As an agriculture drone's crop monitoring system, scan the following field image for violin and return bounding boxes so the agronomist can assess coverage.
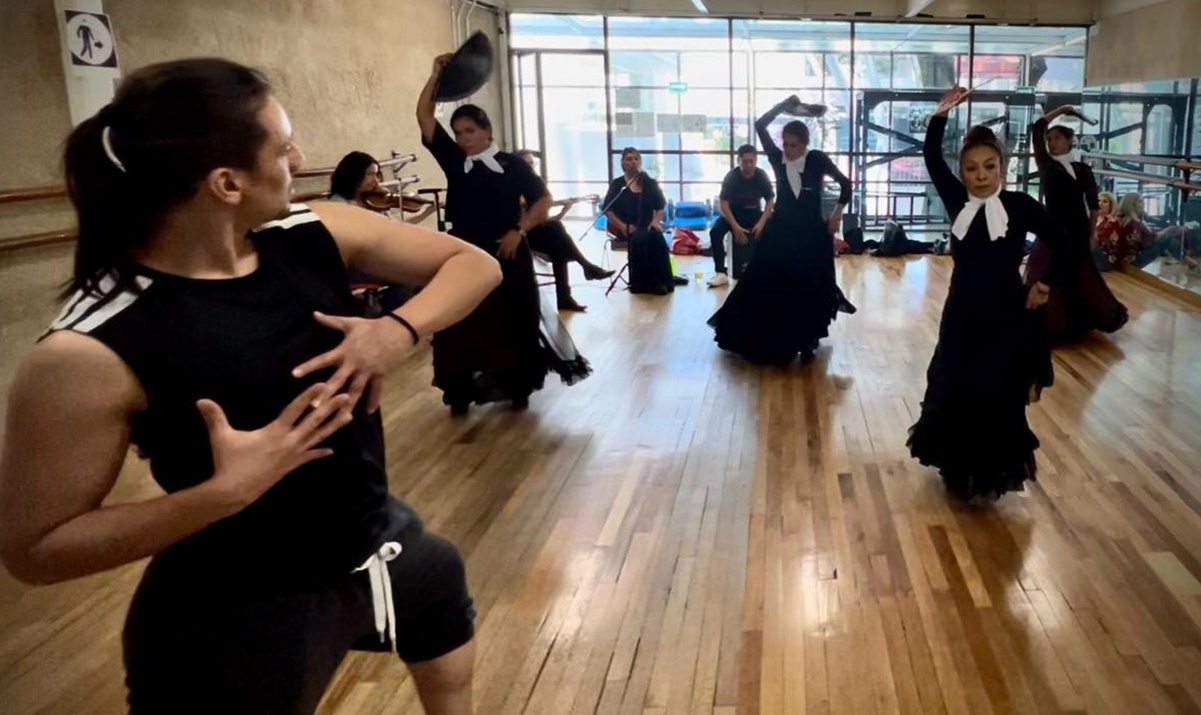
[361,189,433,214]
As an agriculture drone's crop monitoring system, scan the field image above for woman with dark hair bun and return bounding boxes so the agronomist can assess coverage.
[908,86,1068,502]
[708,94,855,364]
[0,57,501,714]
[1029,106,1128,342]
[417,54,591,415]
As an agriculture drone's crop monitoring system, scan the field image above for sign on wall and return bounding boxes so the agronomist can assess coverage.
[55,0,120,126]
[64,11,118,69]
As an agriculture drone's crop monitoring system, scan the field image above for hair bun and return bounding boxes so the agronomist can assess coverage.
[964,125,998,143]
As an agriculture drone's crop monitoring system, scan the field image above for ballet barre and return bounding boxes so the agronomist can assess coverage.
[1091,167,1201,193]
[1081,151,1201,172]
[293,152,417,179]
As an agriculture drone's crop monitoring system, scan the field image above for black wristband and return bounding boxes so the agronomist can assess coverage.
[383,312,420,345]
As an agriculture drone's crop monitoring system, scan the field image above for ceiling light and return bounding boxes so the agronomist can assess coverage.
[690,0,709,12]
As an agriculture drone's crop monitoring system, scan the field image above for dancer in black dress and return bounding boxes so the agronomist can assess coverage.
[418,55,590,414]
[909,87,1066,502]
[1029,107,1128,342]
[603,147,675,295]
[708,95,855,364]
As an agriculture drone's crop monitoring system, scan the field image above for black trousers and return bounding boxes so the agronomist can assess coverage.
[710,208,762,278]
[526,220,594,305]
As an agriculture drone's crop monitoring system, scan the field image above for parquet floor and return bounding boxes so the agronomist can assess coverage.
[2,243,1201,714]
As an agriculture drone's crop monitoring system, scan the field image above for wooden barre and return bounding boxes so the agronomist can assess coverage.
[0,228,76,253]
[0,185,68,205]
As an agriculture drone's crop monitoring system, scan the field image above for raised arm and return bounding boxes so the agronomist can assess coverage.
[1029,116,1052,172]
[755,96,799,167]
[924,87,969,216]
[417,54,453,144]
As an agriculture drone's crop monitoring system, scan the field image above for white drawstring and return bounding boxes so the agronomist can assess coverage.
[353,541,403,651]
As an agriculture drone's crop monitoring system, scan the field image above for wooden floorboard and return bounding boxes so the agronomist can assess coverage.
[2,246,1201,714]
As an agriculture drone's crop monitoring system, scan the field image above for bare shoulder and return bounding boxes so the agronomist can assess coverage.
[9,331,144,416]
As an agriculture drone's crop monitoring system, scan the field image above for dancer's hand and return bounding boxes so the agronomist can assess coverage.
[733,225,749,245]
[650,219,664,233]
[497,229,523,260]
[827,214,842,237]
[933,86,969,118]
[1026,282,1051,310]
[292,312,416,413]
[199,383,353,507]
[431,53,453,79]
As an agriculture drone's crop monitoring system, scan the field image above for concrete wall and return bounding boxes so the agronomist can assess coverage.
[0,0,505,243]
[1086,0,1201,86]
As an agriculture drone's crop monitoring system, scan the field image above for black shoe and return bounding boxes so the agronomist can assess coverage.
[510,395,530,411]
[672,275,689,286]
[558,298,587,312]
[449,400,470,416]
[584,265,615,281]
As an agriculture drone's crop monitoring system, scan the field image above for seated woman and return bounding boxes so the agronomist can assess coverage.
[513,149,614,312]
[603,148,675,295]
[329,151,436,224]
[329,151,422,315]
[1094,192,1196,271]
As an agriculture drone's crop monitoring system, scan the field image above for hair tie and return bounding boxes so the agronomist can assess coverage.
[101,126,127,173]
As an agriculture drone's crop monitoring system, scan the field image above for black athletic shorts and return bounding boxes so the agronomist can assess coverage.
[122,527,475,715]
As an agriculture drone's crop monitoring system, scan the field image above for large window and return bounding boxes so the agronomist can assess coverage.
[509,15,1105,229]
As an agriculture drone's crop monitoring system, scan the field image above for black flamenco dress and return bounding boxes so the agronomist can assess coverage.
[707,122,856,364]
[1030,118,1128,342]
[603,176,675,295]
[908,115,1065,500]
[422,125,590,409]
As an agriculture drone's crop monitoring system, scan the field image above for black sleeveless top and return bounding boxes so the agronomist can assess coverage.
[47,204,417,589]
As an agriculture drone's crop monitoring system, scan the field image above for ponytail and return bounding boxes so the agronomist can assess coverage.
[61,58,272,300]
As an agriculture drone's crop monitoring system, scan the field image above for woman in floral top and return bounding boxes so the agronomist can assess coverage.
[1093,192,1194,271]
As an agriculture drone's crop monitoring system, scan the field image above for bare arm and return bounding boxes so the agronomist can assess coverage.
[718,199,739,228]
[0,333,353,586]
[0,336,233,584]
[310,201,502,337]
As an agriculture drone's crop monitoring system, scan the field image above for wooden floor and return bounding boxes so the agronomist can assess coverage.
[3,247,1201,715]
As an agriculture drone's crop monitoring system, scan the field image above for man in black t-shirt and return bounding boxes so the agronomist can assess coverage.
[708,144,774,286]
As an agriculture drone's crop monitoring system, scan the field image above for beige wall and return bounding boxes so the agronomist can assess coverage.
[0,0,505,243]
[1086,0,1201,86]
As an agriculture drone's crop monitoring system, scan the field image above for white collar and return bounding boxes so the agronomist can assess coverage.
[952,186,1009,241]
[784,151,807,198]
[1052,149,1081,180]
[464,144,504,174]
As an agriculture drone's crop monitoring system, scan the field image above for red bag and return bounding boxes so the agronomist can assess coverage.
[671,228,702,255]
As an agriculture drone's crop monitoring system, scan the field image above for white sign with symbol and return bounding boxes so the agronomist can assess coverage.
[65,11,117,69]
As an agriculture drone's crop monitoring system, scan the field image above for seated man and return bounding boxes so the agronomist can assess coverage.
[515,149,614,312]
[708,144,775,287]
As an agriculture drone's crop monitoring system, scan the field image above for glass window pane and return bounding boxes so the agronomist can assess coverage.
[679,52,731,88]
[612,89,680,152]
[678,88,733,151]
[541,88,609,184]
[539,53,605,87]
[610,51,679,87]
[509,14,603,50]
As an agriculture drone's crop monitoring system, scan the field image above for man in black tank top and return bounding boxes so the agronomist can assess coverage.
[0,58,501,714]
